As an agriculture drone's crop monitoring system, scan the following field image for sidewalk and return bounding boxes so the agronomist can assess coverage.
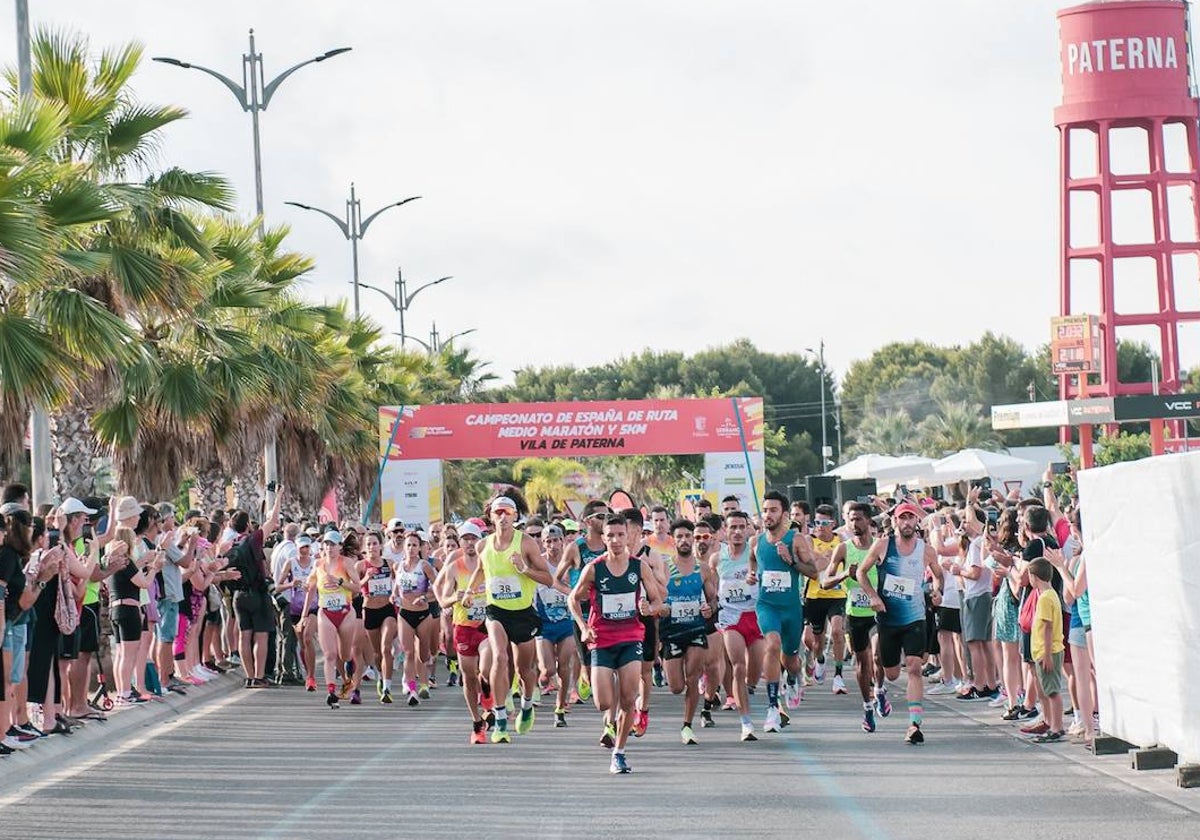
[0,670,245,790]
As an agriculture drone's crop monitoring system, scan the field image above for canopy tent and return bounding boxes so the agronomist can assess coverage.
[826,454,936,485]
[930,448,1039,484]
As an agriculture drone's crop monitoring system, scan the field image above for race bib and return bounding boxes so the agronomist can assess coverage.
[367,577,392,597]
[761,571,791,593]
[882,575,916,600]
[467,601,487,622]
[490,576,521,601]
[719,579,753,605]
[320,593,347,611]
[669,599,701,620]
[602,592,636,620]
[399,572,423,593]
[850,589,873,610]
[543,589,568,608]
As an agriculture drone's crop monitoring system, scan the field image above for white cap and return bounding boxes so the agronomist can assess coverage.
[458,521,483,539]
[60,497,99,517]
[297,536,314,548]
[322,530,344,545]
[386,518,405,532]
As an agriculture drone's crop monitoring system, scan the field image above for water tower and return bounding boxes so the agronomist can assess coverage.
[1056,0,1200,458]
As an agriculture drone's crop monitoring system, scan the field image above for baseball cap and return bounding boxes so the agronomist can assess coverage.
[642,521,652,532]
[545,525,564,539]
[458,521,484,539]
[891,502,924,519]
[386,517,405,532]
[297,536,314,548]
[561,518,580,532]
[305,526,320,537]
[0,502,23,516]
[467,517,488,531]
[59,497,98,517]
[322,530,344,545]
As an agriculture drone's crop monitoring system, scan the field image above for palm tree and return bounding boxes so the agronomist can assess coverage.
[437,344,497,401]
[512,457,587,517]
[916,400,1002,457]
[845,409,917,457]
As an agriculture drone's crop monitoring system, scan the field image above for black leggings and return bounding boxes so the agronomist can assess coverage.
[27,603,62,706]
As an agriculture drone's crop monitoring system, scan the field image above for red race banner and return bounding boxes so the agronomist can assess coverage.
[379,398,763,461]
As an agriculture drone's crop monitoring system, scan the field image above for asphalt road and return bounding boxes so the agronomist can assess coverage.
[2,671,1196,840]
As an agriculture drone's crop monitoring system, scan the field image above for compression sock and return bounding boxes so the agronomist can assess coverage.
[383,679,392,692]
[495,706,508,729]
[908,701,923,726]
[767,681,779,708]
[522,696,533,710]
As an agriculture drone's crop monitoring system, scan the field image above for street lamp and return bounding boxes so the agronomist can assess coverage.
[286,186,420,317]
[805,340,832,469]
[359,268,452,349]
[430,323,477,352]
[154,31,349,511]
[153,30,351,233]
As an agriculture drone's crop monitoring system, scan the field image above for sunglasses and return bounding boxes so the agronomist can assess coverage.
[814,520,836,527]
[695,534,712,540]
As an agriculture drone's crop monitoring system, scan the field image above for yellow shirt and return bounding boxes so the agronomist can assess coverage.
[1031,589,1065,660]
[805,535,844,599]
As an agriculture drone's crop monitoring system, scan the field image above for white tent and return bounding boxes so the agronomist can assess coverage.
[930,448,1039,484]
[826,454,937,486]
[823,454,904,480]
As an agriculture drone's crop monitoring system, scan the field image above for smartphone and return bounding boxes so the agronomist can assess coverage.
[266,480,278,493]
[1050,462,1069,476]
[986,507,1000,523]
[82,524,95,541]
[48,529,60,549]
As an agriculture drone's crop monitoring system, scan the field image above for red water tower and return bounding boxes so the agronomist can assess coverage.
[1056,0,1200,460]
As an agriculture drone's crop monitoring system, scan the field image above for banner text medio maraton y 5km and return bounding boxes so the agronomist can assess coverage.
[378,399,764,461]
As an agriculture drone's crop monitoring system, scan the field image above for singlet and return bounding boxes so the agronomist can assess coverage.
[537,560,571,625]
[480,532,536,611]
[287,556,316,613]
[316,560,353,611]
[451,556,486,627]
[877,536,927,627]
[805,535,844,600]
[754,531,801,608]
[586,555,645,649]
[397,559,431,598]
[646,535,676,568]
[716,543,758,618]
[843,542,877,618]
[362,557,393,599]
[661,558,705,637]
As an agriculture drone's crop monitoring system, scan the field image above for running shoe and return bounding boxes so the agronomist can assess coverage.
[1033,730,1065,743]
[652,663,666,688]
[381,689,393,705]
[471,723,487,745]
[570,689,582,705]
[632,709,648,738]
[600,722,616,748]
[448,671,460,688]
[862,708,877,733]
[339,678,353,699]
[875,687,892,717]
[362,665,380,682]
[427,676,438,689]
[681,724,698,745]
[418,684,431,700]
[554,709,568,728]
[326,691,340,710]
[407,692,420,707]
[350,689,362,705]
[956,687,988,702]
[700,709,715,728]
[784,682,802,710]
[832,675,847,695]
[763,707,782,733]
[921,662,939,678]
[517,706,536,735]
[1017,706,1041,720]
[988,690,1009,708]
[227,652,242,666]
[778,708,791,728]
[610,753,632,774]
[905,724,924,745]
[1021,721,1050,736]
[577,676,592,702]
[305,676,317,692]
[722,696,738,712]
[485,710,496,730]
[740,722,758,742]
[813,659,826,683]
[491,726,511,744]
[1,735,30,751]
[927,682,957,696]
[5,726,36,745]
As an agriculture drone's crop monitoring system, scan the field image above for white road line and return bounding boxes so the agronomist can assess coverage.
[0,690,248,809]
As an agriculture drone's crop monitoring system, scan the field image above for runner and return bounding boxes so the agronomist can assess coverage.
[621,507,666,738]
[435,521,494,743]
[274,535,319,691]
[568,513,664,773]
[715,510,764,742]
[356,530,399,704]
[555,499,610,705]
[692,516,724,727]
[298,531,364,709]
[822,502,888,732]
[856,502,943,744]
[804,505,848,694]
[393,532,439,706]
[463,492,557,743]
[534,524,576,727]
[749,490,818,734]
[658,518,718,745]
[646,506,676,689]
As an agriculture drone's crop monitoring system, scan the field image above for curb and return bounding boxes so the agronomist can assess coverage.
[0,671,245,789]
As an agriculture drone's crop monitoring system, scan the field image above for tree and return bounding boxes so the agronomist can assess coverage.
[845,409,918,457]
[1093,431,1152,467]
[916,400,1002,457]
[512,458,587,517]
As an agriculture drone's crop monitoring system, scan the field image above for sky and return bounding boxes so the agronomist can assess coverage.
[6,1,1190,386]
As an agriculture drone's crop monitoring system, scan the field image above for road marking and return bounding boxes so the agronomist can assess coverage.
[0,689,248,809]
[782,737,892,840]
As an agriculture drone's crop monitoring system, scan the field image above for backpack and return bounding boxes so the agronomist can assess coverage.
[228,534,266,593]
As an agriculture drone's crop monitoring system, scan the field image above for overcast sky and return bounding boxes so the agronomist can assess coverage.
[9,1,1187,386]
